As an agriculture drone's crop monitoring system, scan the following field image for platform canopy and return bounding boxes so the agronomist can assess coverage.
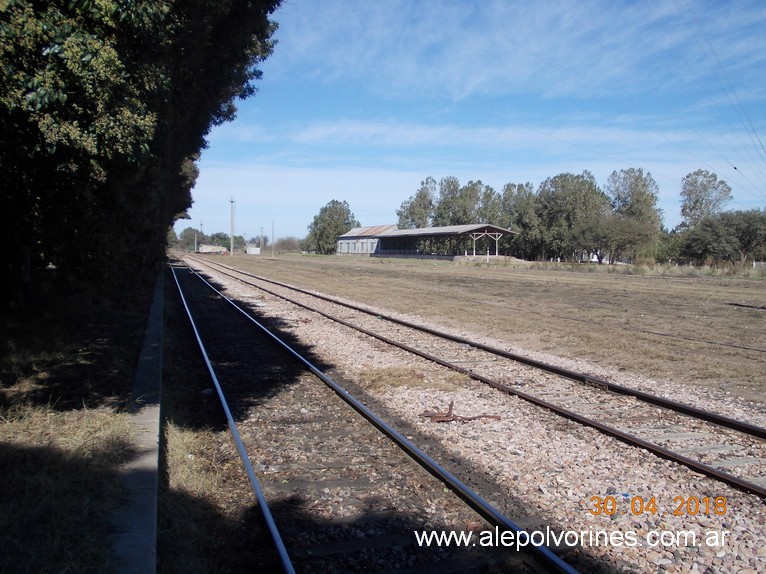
[376,224,515,257]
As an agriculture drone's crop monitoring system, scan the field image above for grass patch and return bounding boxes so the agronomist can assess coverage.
[0,274,153,573]
[0,405,136,574]
[526,260,766,279]
[158,424,244,573]
[162,425,242,501]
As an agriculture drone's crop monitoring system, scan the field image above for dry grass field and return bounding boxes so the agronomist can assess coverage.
[216,254,765,405]
[2,255,762,572]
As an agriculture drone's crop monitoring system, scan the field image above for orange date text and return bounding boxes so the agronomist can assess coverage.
[588,495,727,517]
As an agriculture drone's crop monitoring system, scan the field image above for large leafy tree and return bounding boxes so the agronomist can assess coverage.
[681,217,737,265]
[433,176,478,226]
[177,227,205,252]
[535,171,610,260]
[396,176,435,229]
[681,209,766,265]
[717,210,766,264]
[606,168,663,229]
[475,182,501,224]
[679,169,732,229]
[599,214,657,263]
[306,199,360,254]
[0,0,280,307]
[604,168,664,260]
[500,182,541,259]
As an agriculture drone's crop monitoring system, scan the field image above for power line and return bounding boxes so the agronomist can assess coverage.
[670,0,766,198]
[641,0,766,202]
[684,0,766,162]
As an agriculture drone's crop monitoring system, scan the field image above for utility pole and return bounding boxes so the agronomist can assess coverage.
[229,198,235,255]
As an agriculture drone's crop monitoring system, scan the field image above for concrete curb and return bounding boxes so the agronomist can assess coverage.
[110,272,164,573]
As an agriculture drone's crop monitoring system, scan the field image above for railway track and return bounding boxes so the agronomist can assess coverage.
[184,255,766,499]
[170,261,581,573]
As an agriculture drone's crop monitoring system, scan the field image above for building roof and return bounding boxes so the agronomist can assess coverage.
[383,224,514,237]
[339,223,514,240]
[339,224,399,238]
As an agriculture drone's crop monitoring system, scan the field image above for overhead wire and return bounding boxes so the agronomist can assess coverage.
[672,0,766,200]
[556,0,766,206]
[684,0,766,163]
[647,0,766,202]
[679,0,766,180]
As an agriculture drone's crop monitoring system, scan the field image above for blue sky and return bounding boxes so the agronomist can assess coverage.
[176,0,766,241]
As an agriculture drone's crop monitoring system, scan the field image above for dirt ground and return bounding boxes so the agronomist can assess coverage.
[211,254,765,405]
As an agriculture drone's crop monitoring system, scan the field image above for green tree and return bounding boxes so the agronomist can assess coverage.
[655,230,684,264]
[604,168,664,259]
[476,182,501,224]
[233,234,246,252]
[681,217,737,265]
[177,227,204,252]
[167,227,178,247]
[570,209,612,262]
[600,215,657,263]
[680,169,732,229]
[306,200,360,254]
[717,209,766,264]
[606,168,663,227]
[679,209,766,266]
[396,176,435,228]
[535,171,610,260]
[500,182,541,259]
[0,0,280,307]
[208,232,230,247]
[433,177,490,226]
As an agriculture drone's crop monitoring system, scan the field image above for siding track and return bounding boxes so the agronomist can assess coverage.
[185,255,766,499]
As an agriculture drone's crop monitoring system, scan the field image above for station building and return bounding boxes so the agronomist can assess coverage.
[335,224,399,255]
[337,224,515,259]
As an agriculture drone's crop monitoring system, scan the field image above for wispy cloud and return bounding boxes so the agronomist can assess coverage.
[182,1,766,240]
[272,0,766,102]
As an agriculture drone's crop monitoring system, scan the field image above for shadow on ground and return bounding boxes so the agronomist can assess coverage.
[0,440,133,574]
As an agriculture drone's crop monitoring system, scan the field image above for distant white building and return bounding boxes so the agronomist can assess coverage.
[198,244,228,254]
[245,244,261,255]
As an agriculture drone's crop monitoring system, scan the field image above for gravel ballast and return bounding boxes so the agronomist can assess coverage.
[191,258,765,573]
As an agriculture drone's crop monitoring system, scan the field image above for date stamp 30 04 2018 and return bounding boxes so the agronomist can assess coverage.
[588,495,728,517]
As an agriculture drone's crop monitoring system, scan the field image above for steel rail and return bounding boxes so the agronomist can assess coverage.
[192,256,766,441]
[170,265,297,574]
[180,260,581,574]
[188,257,766,499]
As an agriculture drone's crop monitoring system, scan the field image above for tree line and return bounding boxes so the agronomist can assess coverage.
[172,227,309,254]
[305,168,764,262]
[1,0,281,308]
[392,169,765,265]
[176,168,763,264]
